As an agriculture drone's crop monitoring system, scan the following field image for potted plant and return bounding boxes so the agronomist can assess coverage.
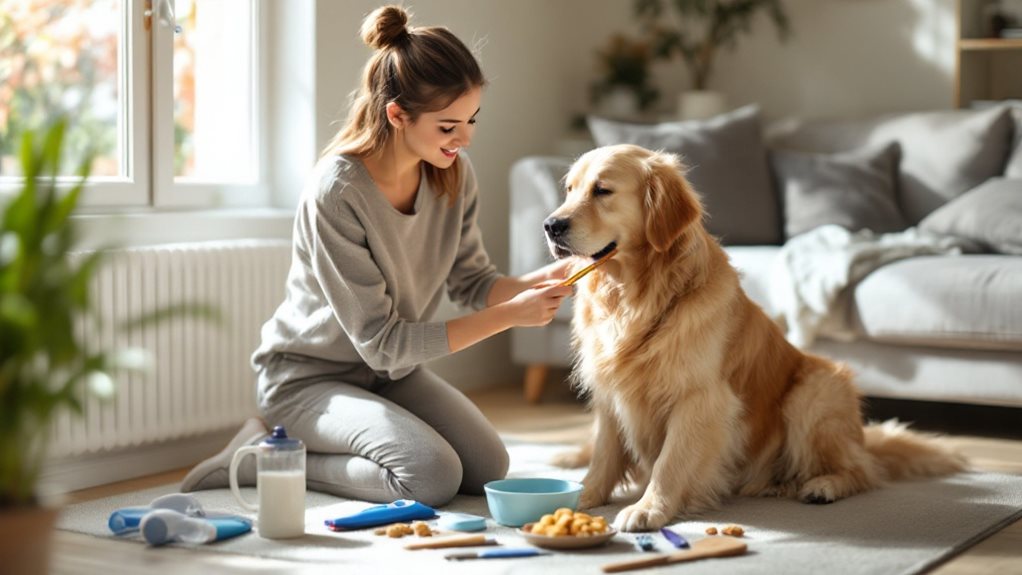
[590,33,660,119]
[0,120,209,574]
[634,0,791,119]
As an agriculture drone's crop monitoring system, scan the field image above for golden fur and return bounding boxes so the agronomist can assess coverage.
[544,144,967,532]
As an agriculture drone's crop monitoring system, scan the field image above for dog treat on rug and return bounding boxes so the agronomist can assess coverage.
[721,524,745,537]
[561,247,618,287]
[705,527,718,535]
[412,521,433,537]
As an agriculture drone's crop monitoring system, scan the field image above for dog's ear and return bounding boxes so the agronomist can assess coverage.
[643,152,703,252]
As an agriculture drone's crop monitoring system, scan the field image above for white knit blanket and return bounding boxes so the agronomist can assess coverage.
[768,225,971,348]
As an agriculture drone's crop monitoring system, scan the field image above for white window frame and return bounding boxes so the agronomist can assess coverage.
[150,0,269,208]
[0,0,268,211]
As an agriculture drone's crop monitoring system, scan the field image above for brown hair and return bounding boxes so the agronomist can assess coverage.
[323,5,486,205]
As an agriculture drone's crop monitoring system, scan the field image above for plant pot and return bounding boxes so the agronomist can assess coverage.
[598,87,641,120]
[0,505,60,575]
[677,90,728,121]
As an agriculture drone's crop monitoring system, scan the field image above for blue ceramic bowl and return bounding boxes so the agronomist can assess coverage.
[483,478,583,527]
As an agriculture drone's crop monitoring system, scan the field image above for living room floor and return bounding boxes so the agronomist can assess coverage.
[55,374,1022,575]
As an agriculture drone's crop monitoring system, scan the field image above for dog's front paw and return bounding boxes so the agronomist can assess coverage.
[577,487,607,510]
[614,503,670,532]
[798,476,838,505]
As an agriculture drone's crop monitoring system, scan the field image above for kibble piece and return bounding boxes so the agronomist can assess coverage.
[722,524,745,537]
[383,523,414,538]
[705,526,718,535]
[373,527,387,536]
[412,521,433,537]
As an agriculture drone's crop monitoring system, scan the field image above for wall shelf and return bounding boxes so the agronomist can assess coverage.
[958,38,1022,51]
[955,0,1022,108]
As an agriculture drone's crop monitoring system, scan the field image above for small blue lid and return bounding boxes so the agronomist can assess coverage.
[261,425,303,450]
[438,512,487,532]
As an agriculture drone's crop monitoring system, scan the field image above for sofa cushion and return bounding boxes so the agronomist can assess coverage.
[725,246,782,313]
[587,105,781,245]
[768,106,1014,224]
[1007,105,1022,178]
[919,178,1022,255]
[771,142,906,239]
[851,255,1022,351]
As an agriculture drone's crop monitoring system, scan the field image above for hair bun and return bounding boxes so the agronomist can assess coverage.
[361,5,411,50]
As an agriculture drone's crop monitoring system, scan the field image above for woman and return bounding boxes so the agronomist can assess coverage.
[180,5,573,507]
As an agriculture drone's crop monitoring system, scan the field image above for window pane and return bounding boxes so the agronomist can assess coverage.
[0,0,122,177]
[173,0,256,182]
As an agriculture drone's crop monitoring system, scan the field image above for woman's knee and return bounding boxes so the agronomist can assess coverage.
[394,443,464,507]
[459,438,510,495]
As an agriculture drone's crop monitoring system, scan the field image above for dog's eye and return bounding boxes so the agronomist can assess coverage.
[593,186,613,197]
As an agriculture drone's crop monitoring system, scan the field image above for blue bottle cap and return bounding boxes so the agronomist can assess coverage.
[262,425,303,450]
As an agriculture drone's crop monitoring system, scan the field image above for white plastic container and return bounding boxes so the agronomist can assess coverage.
[229,425,306,539]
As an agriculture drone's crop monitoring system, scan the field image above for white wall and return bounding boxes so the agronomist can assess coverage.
[307,0,960,389]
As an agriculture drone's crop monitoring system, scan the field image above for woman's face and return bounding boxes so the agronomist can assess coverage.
[397,86,481,168]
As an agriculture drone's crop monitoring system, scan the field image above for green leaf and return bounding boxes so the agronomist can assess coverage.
[41,119,66,180]
[0,292,37,332]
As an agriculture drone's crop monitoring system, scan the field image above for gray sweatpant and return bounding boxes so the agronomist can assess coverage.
[256,361,509,508]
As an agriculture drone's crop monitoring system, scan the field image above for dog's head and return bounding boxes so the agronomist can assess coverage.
[544,144,703,260]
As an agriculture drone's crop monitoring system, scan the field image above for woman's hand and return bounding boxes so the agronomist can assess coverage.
[542,258,576,283]
[506,279,573,327]
[448,278,572,353]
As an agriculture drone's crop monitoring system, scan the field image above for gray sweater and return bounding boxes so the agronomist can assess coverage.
[252,153,501,397]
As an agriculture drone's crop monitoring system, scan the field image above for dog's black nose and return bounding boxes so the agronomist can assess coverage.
[544,217,570,239]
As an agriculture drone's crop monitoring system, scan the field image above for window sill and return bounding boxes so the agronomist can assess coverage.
[73,207,294,249]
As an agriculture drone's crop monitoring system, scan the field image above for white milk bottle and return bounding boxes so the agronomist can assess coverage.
[229,425,306,539]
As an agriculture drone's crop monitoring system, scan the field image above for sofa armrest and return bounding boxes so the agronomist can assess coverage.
[509,156,573,276]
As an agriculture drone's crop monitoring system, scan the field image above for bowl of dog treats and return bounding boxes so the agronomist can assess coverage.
[518,508,617,550]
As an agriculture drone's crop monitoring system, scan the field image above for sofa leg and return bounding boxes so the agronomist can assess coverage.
[523,364,549,404]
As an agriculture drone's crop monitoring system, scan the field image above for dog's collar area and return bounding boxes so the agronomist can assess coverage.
[591,242,618,260]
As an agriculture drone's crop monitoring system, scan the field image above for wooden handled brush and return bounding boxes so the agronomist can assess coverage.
[561,247,618,287]
[601,536,747,573]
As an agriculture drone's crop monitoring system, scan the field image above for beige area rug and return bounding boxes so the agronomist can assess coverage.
[57,440,1022,575]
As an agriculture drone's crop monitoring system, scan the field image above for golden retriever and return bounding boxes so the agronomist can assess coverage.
[544,144,967,532]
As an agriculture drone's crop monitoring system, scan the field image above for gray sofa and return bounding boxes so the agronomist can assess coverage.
[510,105,1022,408]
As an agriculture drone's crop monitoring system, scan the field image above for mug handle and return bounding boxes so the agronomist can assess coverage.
[229,445,260,512]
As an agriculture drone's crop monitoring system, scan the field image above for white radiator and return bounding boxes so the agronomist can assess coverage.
[48,239,292,459]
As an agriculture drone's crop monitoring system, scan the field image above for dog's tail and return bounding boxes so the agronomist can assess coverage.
[864,419,968,481]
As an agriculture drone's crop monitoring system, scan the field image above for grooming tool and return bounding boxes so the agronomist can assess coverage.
[601,536,747,573]
[108,493,206,535]
[445,548,548,561]
[635,534,656,551]
[404,533,495,550]
[659,526,690,549]
[140,509,252,546]
[561,247,618,286]
[437,512,487,532]
[324,499,436,531]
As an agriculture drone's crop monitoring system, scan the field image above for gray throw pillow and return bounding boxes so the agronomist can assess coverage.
[587,105,779,245]
[919,177,1022,255]
[1006,105,1022,178]
[768,106,1014,224]
[772,142,906,239]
